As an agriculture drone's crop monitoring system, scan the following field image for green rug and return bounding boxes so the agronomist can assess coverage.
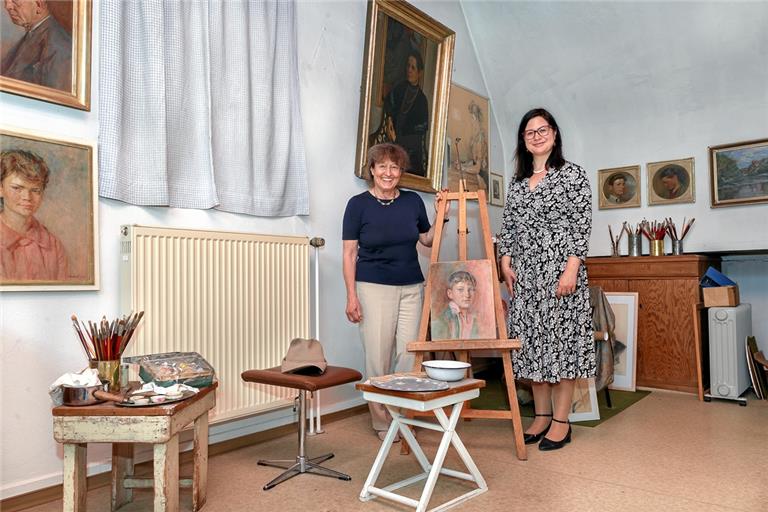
[470,374,650,427]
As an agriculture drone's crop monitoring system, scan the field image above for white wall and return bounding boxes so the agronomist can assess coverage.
[463,0,768,349]
[0,0,503,499]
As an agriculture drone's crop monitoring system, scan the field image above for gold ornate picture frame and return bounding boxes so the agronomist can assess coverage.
[647,157,695,206]
[597,165,641,209]
[0,0,92,110]
[709,138,768,208]
[1,126,99,291]
[354,0,455,193]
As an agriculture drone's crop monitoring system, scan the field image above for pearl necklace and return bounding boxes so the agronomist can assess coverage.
[532,167,547,175]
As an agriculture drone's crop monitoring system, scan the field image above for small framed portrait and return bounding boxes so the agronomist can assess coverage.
[1,126,99,291]
[709,138,768,208]
[429,260,496,341]
[489,172,504,207]
[0,0,92,110]
[647,158,695,206]
[597,165,640,209]
[446,83,490,196]
[355,0,455,193]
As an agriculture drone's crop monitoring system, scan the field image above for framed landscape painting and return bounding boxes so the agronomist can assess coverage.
[709,138,768,208]
[355,0,455,193]
[0,0,92,110]
[0,126,99,290]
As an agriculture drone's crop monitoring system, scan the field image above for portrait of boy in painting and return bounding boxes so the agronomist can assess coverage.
[0,130,97,290]
[429,260,496,341]
[0,149,69,281]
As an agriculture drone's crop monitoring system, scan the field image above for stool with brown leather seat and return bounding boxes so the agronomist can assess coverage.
[241,365,362,490]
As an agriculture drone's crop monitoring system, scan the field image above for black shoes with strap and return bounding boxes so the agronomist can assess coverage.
[538,418,571,451]
[523,413,552,445]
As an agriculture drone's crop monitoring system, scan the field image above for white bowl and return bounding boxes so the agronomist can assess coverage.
[422,360,471,382]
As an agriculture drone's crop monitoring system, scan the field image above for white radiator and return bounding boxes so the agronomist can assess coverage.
[708,303,752,400]
[120,225,311,422]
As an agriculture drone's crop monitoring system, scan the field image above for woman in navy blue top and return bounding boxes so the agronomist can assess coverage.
[343,143,448,439]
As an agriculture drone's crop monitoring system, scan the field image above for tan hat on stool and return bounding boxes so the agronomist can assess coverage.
[281,338,327,374]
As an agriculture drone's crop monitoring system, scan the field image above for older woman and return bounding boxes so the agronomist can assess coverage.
[498,108,594,451]
[0,149,68,282]
[343,143,447,439]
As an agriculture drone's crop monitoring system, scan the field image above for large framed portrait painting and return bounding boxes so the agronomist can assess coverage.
[355,0,455,193]
[0,0,92,110]
[1,127,99,291]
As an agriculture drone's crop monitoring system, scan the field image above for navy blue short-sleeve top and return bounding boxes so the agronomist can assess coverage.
[342,190,431,286]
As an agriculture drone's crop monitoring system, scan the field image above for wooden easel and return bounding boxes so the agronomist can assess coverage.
[407,182,527,460]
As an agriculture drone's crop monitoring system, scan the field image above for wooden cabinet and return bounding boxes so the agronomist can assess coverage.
[586,255,719,393]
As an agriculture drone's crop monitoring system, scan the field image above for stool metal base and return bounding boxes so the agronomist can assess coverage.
[259,453,351,490]
[258,390,352,491]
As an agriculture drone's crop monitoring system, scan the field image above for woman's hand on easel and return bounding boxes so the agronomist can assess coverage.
[434,188,451,221]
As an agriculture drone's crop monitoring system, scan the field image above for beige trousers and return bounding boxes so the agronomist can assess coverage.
[356,281,423,431]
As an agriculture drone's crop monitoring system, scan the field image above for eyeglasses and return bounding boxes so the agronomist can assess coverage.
[523,126,552,140]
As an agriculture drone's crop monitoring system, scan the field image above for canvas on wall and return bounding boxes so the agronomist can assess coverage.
[429,260,496,341]
[446,83,489,196]
[597,165,640,209]
[647,158,695,206]
[355,0,455,193]
[0,0,92,110]
[0,127,98,290]
[709,138,768,208]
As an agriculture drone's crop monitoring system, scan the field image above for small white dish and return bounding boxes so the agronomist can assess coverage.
[422,360,471,382]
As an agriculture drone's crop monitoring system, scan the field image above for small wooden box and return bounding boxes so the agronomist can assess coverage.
[703,285,740,307]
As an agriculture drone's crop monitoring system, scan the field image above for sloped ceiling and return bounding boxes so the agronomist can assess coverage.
[460,1,768,168]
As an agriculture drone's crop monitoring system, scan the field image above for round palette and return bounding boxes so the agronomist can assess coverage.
[371,376,449,392]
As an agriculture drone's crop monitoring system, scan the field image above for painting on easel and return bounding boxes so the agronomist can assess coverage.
[429,260,496,340]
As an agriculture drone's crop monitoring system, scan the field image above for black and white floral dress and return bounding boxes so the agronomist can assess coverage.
[498,161,596,383]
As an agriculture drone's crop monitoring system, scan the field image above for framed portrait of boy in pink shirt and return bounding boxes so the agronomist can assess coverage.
[429,260,496,341]
[1,127,98,291]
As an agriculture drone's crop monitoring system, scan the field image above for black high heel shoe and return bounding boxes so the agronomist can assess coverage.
[538,418,571,451]
[523,413,552,445]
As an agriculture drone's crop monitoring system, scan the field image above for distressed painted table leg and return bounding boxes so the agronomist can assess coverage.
[63,443,87,512]
[111,443,134,510]
[192,413,209,511]
[153,435,179,512]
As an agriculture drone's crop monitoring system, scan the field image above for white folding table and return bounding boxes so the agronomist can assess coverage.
[356,377,487,512]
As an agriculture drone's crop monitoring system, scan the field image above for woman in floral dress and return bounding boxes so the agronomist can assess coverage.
[498,108,595,451]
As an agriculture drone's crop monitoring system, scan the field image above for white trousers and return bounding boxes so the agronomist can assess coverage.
[356,281,423,431]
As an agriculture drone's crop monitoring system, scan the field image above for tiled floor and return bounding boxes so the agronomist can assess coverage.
[24,389,768,511]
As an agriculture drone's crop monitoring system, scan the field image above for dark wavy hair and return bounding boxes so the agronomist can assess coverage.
[514,108,565,181]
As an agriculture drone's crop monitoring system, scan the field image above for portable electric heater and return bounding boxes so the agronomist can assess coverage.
[705,303,752,405]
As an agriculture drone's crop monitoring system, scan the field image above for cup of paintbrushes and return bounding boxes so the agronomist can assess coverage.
[671,239,684,255]
[650,239,665,256]
[627,233,642,257]
[97,360,121,392]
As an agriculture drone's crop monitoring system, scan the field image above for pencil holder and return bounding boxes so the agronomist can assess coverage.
[627,234,642,257]
[650,239,665,257]
[671,240,684,255]
[97,360,121,392]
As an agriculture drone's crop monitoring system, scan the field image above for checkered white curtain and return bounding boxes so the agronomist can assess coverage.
[99,0,308,216]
